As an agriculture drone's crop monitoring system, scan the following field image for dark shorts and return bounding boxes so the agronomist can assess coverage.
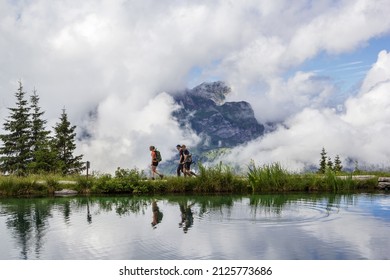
[184,162,191,169]
[152,161,158,167]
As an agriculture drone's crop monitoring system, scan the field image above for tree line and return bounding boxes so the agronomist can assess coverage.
[318,147,343,174]
[0,81,84,176]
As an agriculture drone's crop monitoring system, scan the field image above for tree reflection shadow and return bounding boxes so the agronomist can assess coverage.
[3,198,52,259]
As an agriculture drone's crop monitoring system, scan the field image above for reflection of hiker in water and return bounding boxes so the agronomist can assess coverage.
[179,201,194,233]
[151,200,163,229]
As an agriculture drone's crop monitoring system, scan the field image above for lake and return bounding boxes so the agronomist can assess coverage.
[0,193,389,260]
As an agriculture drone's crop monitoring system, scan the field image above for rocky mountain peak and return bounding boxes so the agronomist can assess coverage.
[171,81,264,150]
[189,81,231,105]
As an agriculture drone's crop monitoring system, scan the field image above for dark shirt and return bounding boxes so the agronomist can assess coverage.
[179,149,184,163]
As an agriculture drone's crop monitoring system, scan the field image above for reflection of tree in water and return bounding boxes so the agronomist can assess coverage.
[249,195,287,215]
[1,196,153,259]
[90,196,150,216]
[248,193,347,217]
[195,196,235,217]
[3,198,52,259]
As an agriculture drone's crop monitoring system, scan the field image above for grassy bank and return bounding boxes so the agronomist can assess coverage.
[0,162,385,197]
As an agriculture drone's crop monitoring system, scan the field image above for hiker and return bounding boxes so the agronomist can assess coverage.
[149,145,164,179]
[176,144,184,176]
[181,145,197,177]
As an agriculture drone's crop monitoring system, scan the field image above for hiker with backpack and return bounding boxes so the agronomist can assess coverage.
[149,146,164,179]
[181,145,197,177]
[176,144,184,176]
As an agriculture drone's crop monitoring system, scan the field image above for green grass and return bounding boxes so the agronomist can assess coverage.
[0,163,386,197]
[247,162,381,193]
[0,173,97,196]
[247,162,290,192]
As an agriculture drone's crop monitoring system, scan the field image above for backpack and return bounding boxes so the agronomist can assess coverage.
[184,149,192,163]
[155,149,162,162]
[185,154,192,163]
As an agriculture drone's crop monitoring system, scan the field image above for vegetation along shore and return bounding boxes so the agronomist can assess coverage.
[0,162,388,197]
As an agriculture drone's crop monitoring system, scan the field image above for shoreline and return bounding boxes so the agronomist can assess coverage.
[0,172,388,198]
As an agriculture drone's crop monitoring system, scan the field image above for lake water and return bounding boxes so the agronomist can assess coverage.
[0,193,389,260]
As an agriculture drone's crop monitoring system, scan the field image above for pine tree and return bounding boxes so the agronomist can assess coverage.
[327,156,334,171]
[318,147,327,174]
[333,155,343,173]
[28,89,56,173]
[52,108,84,174]
[0,81,32,175]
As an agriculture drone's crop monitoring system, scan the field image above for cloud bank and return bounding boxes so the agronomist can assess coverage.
[1,0,390,173]
[222,50,390,171]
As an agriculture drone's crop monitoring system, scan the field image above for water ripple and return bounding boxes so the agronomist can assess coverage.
[197,199,342,228]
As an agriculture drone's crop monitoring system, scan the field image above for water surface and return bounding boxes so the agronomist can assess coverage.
[0,193,389,260]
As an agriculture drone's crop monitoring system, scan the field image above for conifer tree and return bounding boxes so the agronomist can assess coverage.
[334,155,343,173]
[327,156,334,171]
[318,147,327,174]
[0,81,32,175]
[28,89,56,173]
[52,108,84,174]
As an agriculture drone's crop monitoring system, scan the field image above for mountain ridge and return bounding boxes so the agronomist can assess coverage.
[172,81,265,150]
[159,81,265,174]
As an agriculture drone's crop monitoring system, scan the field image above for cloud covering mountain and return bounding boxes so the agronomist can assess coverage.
[1,0,390,173]
[221,50,390,171]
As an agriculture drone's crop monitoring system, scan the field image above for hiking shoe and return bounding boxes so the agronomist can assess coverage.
[159,174,164,179]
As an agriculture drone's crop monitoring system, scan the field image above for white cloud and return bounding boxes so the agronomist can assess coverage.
[288,0,390,61]
[221,50,390,171]
[80,92,201,172]
[359,50,390,94]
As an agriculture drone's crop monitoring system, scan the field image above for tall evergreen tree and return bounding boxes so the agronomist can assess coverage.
[28,89,56,173]
[327,156,334,171]
[52,108,84,174]
[0,81,32,175]
[334,155,343,173]
[318,147,327,174]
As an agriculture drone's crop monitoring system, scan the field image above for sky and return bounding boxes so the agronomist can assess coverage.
[1,0,390,174]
